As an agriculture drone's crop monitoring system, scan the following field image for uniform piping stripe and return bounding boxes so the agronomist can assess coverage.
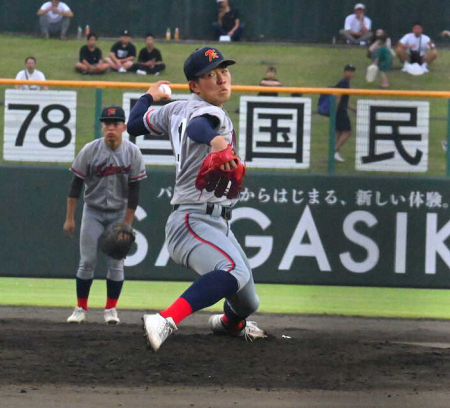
[145,109,163,135]
[130,173,147,181]
[70,167,86,178]
[184,213,235,273]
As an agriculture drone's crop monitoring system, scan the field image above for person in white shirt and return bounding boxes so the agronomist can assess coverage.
[396,23,437,73]
[15,57,48,91]
[37,0,73,40]
[339,3,372,45]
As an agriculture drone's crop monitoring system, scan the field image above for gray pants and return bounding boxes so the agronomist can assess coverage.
[39,14,70,36]
[77,206,126,282]
[166,203,260,318]
[339,29,373,44]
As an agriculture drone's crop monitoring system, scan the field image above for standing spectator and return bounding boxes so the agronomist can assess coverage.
[15,57,48,90]
[75,33,109,75]
[339,3,372,45]
[396,23,437,73]
[212,0,244,42]
[37,0,73,40]
[130,34,166,76]
[258,67,282,96]
[334,64,356,163]
[105,30,136,73]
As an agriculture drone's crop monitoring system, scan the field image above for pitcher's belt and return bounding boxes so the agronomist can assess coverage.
[172,203,232,221]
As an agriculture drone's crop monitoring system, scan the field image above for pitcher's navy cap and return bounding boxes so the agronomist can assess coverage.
[184,47,235,81]
[99,106,126,122]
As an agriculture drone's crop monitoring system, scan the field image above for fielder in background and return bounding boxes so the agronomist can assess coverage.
[64,106,146,324]
[128,47,266,352]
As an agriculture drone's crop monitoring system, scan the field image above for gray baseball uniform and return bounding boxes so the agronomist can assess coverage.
[142,94,259,318]
[71,138,146,281]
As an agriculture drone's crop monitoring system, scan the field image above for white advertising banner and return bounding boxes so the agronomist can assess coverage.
[356,100,429,172]
[4,90,77,162]
[239,96,312,169]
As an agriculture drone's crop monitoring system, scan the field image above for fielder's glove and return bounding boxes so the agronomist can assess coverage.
[99,223,136,260]
[195,145,246,199]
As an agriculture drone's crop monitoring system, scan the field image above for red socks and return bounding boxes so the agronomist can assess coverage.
[221,314,244,333]
[160,297,193,325]
[105,297,118,310]
[77,298,88,311]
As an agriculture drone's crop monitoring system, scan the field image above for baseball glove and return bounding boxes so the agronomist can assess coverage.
[195,145,246,199]
[99,223,136,260]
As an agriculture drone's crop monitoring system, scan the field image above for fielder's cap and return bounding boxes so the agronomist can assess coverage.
[121,29,131,36]
[354,3,365,9]
[184,47,236,81]
[99,106,126,122]
[344,64,356,71]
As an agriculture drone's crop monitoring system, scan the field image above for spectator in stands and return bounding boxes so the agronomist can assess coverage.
[258,67,282,96]
[15,57,48,90]
[105,30,136,73]
[212,0,244,42]
[339,3,372,45]
[37,0,73,40]
[75,33,109,75]
[334,64,356,163]
[367,34,392,88]
[368,29,395,60]
[130,34,166,76]
[396,23,437,73]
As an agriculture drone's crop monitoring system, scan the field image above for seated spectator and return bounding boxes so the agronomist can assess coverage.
[258,67,282,96]
[396,23,437,73]
[368,29,395,60]
[212,0,244,42]
[15,57,48,90]
[37,0,73,40]
[130,34,166,76]
[75,33,109,75]
[441,30,450,38]
[105,30,136,73]
[339,3,372,45]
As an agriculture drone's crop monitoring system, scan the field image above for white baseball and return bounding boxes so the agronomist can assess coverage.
[158,84,172,97]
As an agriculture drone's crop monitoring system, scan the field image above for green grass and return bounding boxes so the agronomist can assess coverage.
[1,35,450,175]
[2,277,450,319]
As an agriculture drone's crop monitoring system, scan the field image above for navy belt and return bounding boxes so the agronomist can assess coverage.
[173,203,232,221]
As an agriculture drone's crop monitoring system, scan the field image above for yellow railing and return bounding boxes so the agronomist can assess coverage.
[2,78,450,98]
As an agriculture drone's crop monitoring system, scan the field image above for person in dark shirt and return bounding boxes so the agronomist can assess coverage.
[75,33,109,75]
[212,0,244,41]
[105,30,136,73]
[130,34,166,75]
[258,67,282,96]
[334,64,356,162]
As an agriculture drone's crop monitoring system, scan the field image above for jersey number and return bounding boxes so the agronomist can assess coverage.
[172,117,187,171]
[8,103,72,148]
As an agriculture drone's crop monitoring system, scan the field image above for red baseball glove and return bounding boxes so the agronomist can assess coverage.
[195,145,246,199]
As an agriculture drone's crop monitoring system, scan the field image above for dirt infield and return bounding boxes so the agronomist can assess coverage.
[2,306,450,407]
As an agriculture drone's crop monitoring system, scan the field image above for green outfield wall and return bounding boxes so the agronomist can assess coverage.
[2,0,450,43]
[2,165,450,288]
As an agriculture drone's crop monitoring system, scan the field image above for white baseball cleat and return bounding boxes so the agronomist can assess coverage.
[67,306,87,323]
[104,308,120,325]
[142,314,177,352]
[209,314,267,342]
